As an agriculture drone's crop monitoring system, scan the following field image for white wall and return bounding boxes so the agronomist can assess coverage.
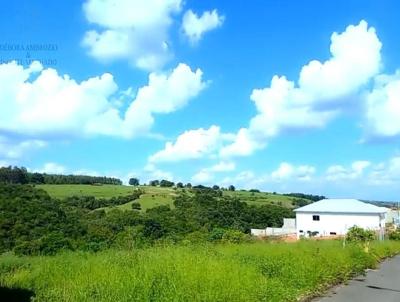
[296,212,386,238]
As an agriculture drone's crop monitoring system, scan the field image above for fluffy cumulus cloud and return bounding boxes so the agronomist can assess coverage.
[82,0,182,70]
[364,72,400,139]
[191,169,214,184]
[182,9,225,44]
[217,162,315,191]
[0,61,205,140]
[325,160,371,181]
[149,125,232,163]
[221,20,382,157]
[271,162,316,182]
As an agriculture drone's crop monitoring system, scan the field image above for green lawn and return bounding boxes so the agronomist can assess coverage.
[1,240,400,301]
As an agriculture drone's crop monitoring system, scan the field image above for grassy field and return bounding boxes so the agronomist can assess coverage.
[1,240,400,302]
[36,184,136,199]
[37,184,306,211]
[223,190,303,207]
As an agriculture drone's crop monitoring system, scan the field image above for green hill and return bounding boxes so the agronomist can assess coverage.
[37,184,310,211]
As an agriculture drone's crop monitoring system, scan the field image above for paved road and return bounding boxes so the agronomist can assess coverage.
[315,255,400,302]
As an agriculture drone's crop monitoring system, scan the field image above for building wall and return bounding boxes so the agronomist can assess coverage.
[296,212,386,238]
[251,218,296,237]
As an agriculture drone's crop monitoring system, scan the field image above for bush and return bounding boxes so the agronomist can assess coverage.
[346,226,376,243]
[131,202,141,210]
[389,229,400,240]
[221,229,252,244]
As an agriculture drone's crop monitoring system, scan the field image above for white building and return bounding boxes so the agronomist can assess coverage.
[294,199,387,238]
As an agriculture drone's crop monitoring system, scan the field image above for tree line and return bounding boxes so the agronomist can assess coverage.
[0,166,122,185]
[283,193,326,202]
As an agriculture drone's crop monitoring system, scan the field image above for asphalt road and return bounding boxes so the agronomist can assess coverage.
[315,255,400,302]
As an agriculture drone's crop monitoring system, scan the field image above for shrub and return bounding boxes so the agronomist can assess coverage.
[389,229,400,240]
[131,202,141,210]
[221,229,252,244]
[346,226,376,243]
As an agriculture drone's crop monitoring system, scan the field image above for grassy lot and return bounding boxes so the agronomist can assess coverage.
[223,190,306,207]
[38,184,305,211]
[1,240,400,301]
[36,184,136,199]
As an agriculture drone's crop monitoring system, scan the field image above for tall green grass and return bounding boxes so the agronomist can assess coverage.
[1,240,400,302]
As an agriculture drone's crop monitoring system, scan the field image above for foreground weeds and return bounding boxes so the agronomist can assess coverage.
[1,240,400,302]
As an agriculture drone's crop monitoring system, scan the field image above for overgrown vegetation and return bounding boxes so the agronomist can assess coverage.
[1,240,400,302]
[0,184,293,255]
[389,229,400,240]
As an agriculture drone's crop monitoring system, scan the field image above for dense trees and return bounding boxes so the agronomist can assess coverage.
[160,180,174,187]
[148,180,160,186]
[129,178,139,186]
[41,174,122,185]
[0,166,28,184]
[0,183,294,256]
[0,166,122,185]
[283,193,325,202]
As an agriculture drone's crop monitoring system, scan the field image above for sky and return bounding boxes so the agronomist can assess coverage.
[0,0,400,200]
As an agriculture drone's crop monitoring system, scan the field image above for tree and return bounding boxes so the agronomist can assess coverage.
[149,180,159,186]
[212,185,220,190]
[131,202,141,211]
[228,185,236,191]
[185,183,192,188]
[129,178,139,186]
[160,180,174,187]
[29,172,45,184]
[176,182,184,188]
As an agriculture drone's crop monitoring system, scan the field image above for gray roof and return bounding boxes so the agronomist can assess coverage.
[294,199,387,214]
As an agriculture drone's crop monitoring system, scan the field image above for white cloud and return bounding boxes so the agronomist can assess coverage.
[191,160,235,185]
[38,162,66,174]
[209,161,235,172]
[325,160,371,181]
[142,163,173,182]
[271,162,316,182]
[149,125,232,163]
[368,156,400,185]
[0,61,205,140]
[191,169,214,184]
[221,20,382,157]
[220,128,265,158]
[82,0,182,70]
[0,136,47,159]
[364,71,400,139]
[182,9,224,44]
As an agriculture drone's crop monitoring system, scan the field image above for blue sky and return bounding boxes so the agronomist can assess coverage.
[0,0,400,200]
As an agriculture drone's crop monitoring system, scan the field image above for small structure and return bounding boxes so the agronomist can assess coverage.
[294,199,387,238]
[251,218,296,237]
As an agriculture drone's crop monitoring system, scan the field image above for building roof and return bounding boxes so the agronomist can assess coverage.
[294,199,387,214]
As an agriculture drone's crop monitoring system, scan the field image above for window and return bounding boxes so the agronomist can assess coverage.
[312,215,320,221]
[330,232,337,235]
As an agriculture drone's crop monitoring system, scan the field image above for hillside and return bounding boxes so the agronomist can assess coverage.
[37,184,311,211]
